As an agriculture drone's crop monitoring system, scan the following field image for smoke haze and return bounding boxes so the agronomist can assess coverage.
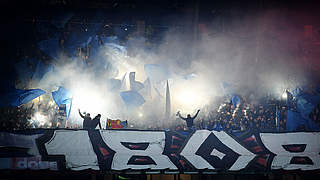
[26,7,320,128]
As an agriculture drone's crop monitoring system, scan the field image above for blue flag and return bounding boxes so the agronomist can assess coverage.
[129,72,144,92]
[64,33,80,57]
[296,92,320,120]
[88,36,101,59]
[286,110,320,131]
[32,60,54,82]
[291,87,303,97]
[232,95,241,107]
[0,88,45,107]
[101,36,119,44]
[306,117,320,131]
[276,106,280,131]
[287,91,320,131]
[107,78,122,91]
[104,43,127,56]
[285,90,294,109]
[120,91,145,108]
[52,87,73,119]
[286,110,307,131]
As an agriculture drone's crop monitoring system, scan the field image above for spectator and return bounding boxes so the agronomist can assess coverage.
[177,109,200,131]
[78,109,91,129]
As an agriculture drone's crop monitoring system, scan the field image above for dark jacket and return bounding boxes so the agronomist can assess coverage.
[79,111,92,129]
[91,115,102,129]
[179,110,200,128]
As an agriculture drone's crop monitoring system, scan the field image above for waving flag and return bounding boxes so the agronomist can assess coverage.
[129,72,144,91]
[104,43,127,56]
[286,109,320,131]
[107,78,121,91]
[52,87,73,119]
[232,95,241,107]
[32,60,54,82]
[88,36,101,58]
[64,33,80,57]
[120,91,145,108]
[285,90,294,109]
[120,73,127,91]
[286,91,320,131]
[0,88,45,107]
[292,87,303,97]
[296,92,320,120]
[286,110,306,131]
[139,78,151,99]
[101,36,119,44]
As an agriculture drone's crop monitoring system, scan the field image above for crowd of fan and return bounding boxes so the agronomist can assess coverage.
[0,102,66,131]
[2,94,320,132]
[0,106,33,131]
[206,97,282,132]
[164,95,282,133]
[130,95,285,132]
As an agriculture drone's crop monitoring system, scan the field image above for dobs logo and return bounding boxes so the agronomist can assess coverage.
[12,156,57,170]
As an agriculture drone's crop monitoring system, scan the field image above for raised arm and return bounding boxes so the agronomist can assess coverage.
[192,109,200,119]
[177,111,187,120]
[78,109,84,118]
[98,122,102,129]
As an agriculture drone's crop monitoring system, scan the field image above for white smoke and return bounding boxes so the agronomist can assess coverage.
[28,8,318,128]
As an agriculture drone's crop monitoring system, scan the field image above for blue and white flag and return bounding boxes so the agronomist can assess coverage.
[232,95,241,107]
[296,92,320,120]
[129,72,144,92]
[52,87,73,120]
[0,88,45,107]
[120,90,145,108]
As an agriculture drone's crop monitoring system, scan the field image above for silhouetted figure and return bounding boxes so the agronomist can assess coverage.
[177,109,200,130]
[79,109,91,129]
[91,114,102,129]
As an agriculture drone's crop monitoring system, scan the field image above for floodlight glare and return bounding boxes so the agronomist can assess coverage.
[282,91,287,100]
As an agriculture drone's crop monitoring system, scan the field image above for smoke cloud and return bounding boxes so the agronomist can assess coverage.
[27,7,319,128]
